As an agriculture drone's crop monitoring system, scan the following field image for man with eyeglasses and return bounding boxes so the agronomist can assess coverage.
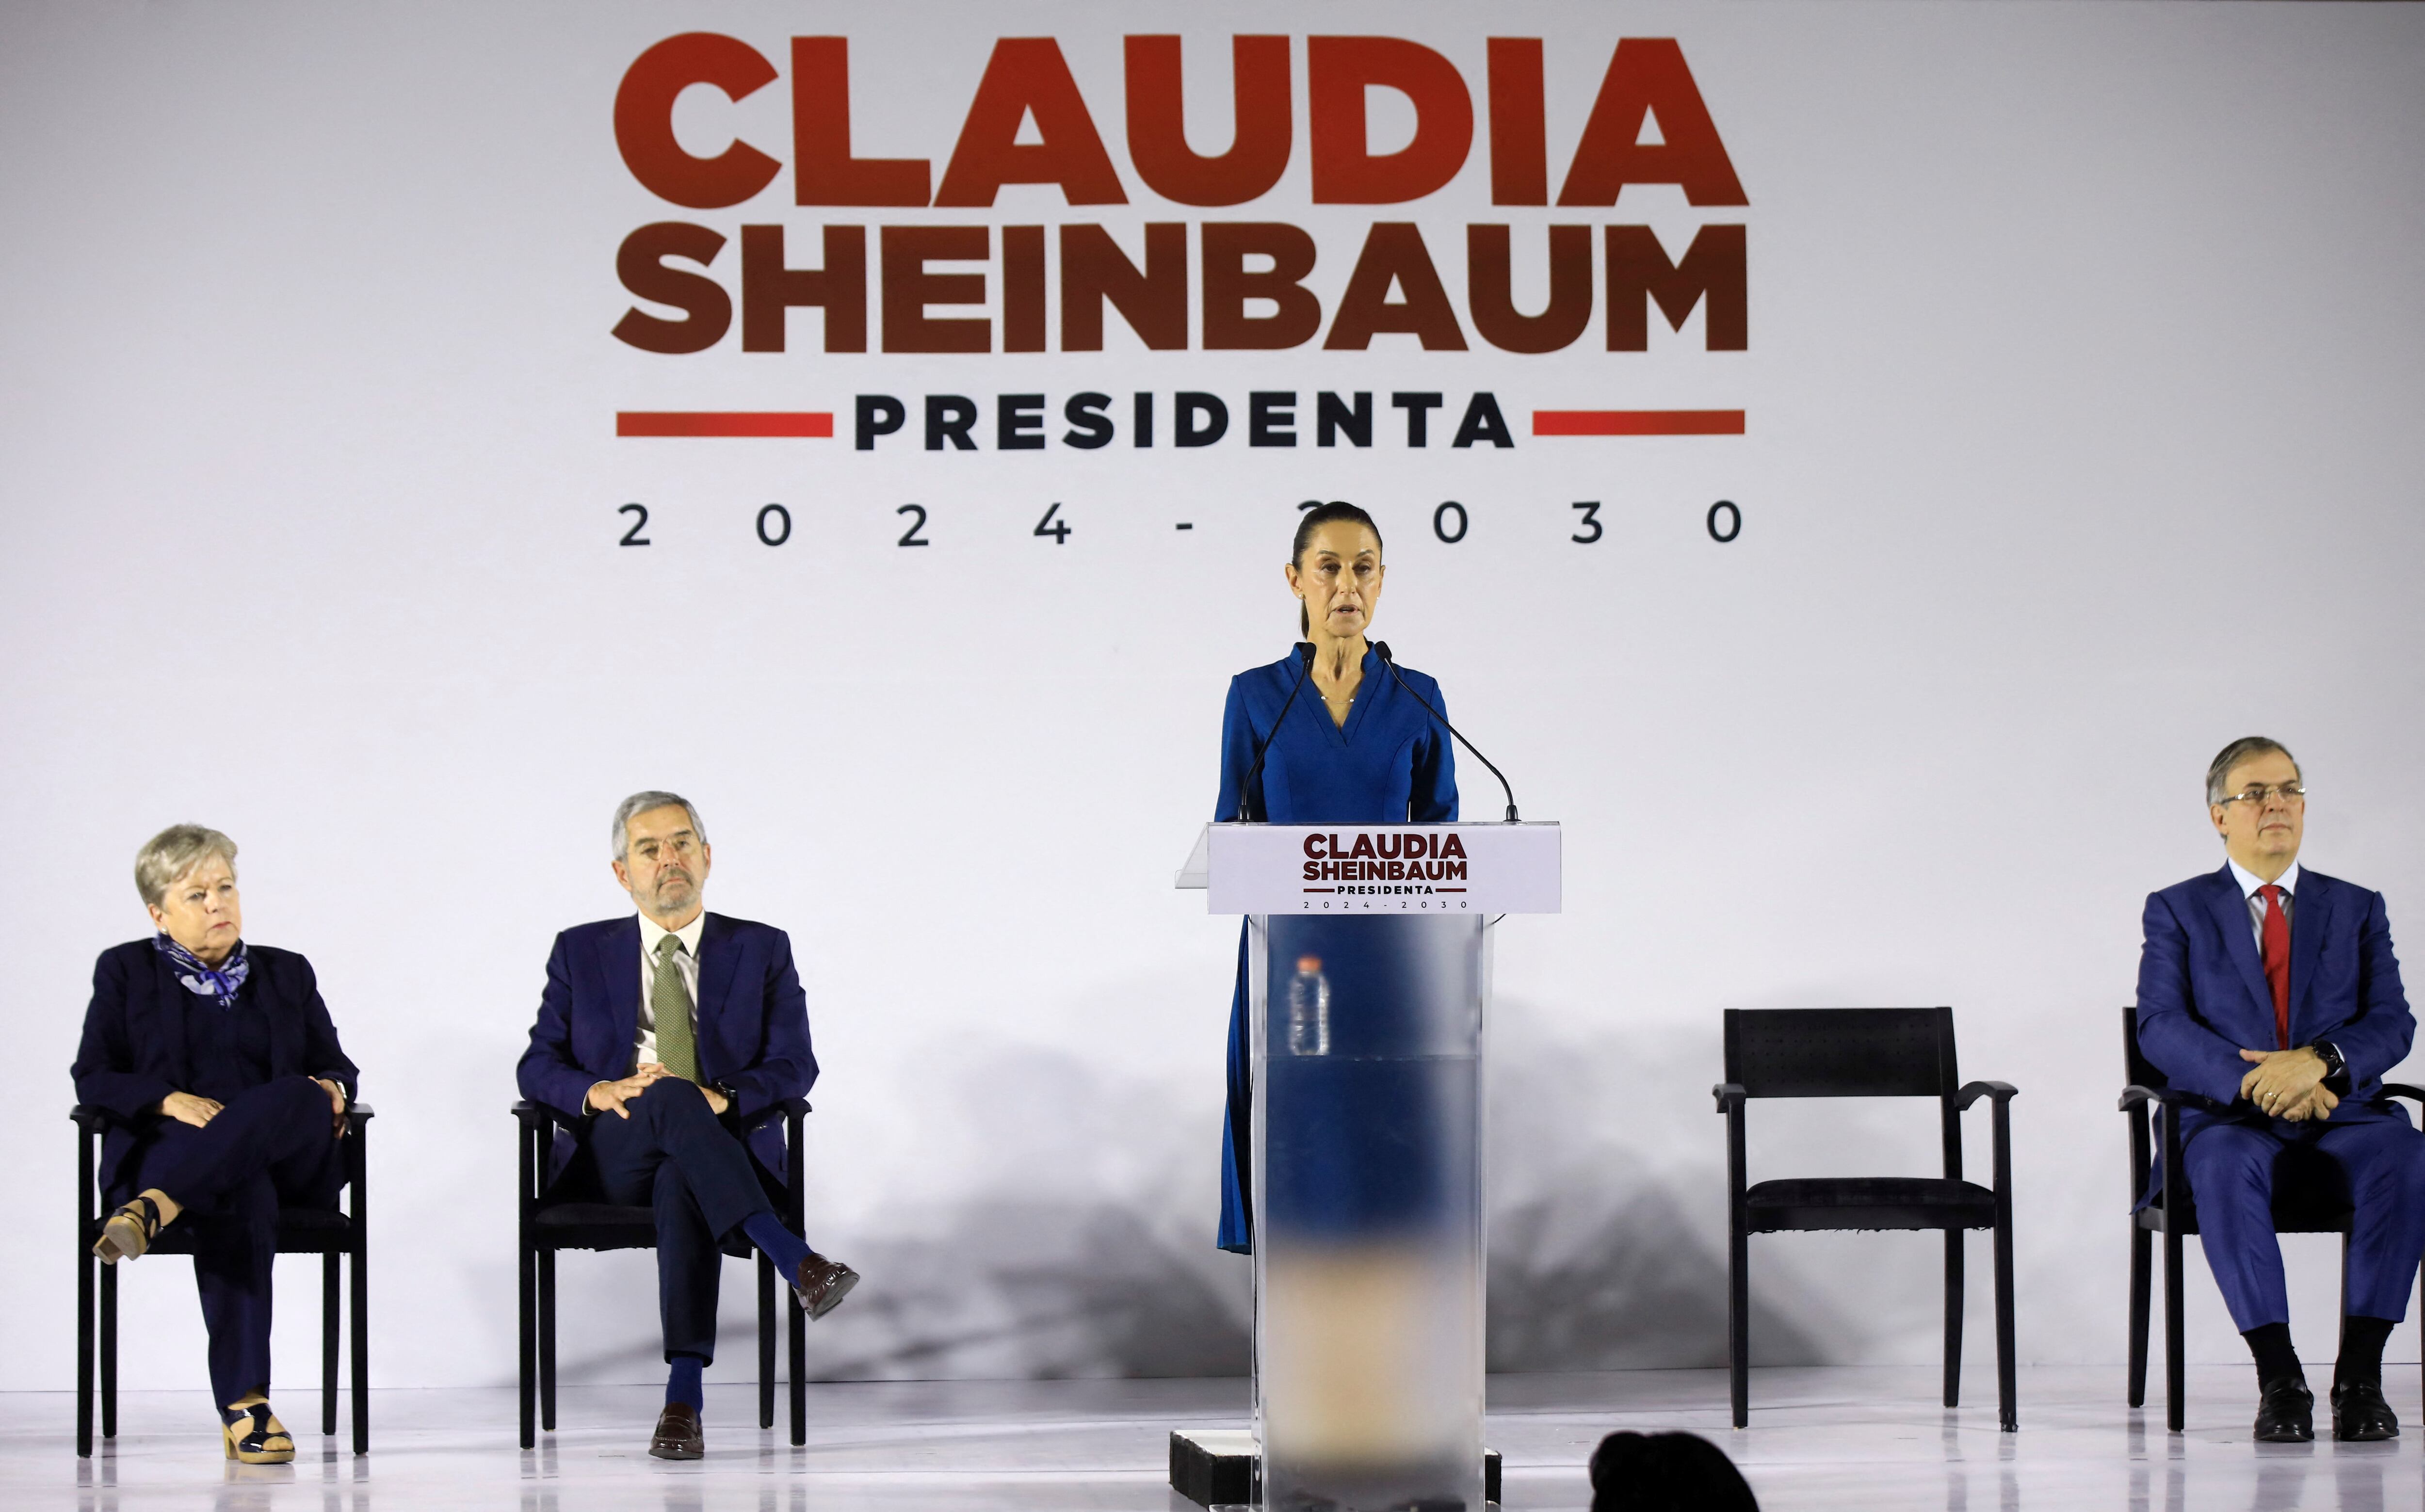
[517,791,859,1460]
[2136,737,2425,1443]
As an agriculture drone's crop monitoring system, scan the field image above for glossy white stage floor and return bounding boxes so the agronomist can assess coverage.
[9,1366,2422,1511]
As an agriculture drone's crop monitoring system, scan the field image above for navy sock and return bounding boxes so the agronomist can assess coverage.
[666,1353,704,1411]
[742,1211,812,1276]
[2244,1322,2301,1386]
[2337,1316,2395,1391]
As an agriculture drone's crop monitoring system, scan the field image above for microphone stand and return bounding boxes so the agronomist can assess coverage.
[1236,643,1316,822]
[1373,641,1519,822]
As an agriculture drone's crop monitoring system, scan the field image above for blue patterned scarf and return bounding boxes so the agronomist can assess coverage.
[154,933,249,1009]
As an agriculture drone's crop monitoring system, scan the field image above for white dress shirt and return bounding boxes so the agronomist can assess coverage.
[2226,858,2300,950]
[633,910,705,1068]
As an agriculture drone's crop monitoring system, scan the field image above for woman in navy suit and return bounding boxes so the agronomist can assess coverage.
[1212,502,1457,1253]
[72,825,358,1464]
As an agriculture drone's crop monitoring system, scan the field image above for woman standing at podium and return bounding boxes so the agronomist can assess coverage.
[1211,501,1457,1253]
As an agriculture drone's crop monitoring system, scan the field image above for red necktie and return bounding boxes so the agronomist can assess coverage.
[2258,884,2290,1049]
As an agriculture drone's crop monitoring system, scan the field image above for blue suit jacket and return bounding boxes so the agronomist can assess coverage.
[72,940,359,1197]
[516,913,817,1182]
[2136,862,2413,1123]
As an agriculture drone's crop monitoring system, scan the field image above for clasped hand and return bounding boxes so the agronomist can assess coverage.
[2239,1046,2336,1122]
[160,1076,346,1136]
[586,1063,727,1118]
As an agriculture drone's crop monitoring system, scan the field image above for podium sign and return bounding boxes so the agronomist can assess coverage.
[1178,821,1562,914]
[1180,823,1558,1511]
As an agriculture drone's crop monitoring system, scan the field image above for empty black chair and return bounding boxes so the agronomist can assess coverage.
[1714,1006,2017,1430]
[2118,1005,2425,1431]
[72,1102,372,1457]
[514,1097,812,1448]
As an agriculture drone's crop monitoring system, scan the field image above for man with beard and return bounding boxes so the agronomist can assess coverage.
[518,791,857,1459]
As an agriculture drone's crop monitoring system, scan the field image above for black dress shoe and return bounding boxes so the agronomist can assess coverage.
[794,1252,861,1320]
[649,1402,703,1460]
[2332,1380,2400,1441]
[2254,1375,2314,1442]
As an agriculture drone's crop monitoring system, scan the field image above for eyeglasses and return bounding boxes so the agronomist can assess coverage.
[2218,784,2306,807]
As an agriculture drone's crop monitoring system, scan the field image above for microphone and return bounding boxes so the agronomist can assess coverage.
[1374,642,1519,822]
[1236,643,1316,822]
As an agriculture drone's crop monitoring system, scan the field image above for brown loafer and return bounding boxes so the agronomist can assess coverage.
[648,1401,703,1460]
[794,1252,860,1320]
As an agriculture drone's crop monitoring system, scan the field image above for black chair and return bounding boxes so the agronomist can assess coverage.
[514,1097,812,1448]
[1714,1007,2018,1431]
[2118,1005,2425,1432]
[72,1103,372,1458]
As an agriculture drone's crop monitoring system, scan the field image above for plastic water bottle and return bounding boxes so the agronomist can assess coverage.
[1286,954,1330,1056]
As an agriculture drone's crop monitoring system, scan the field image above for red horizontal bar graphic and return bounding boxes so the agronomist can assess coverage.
[1533,409,1746,436]
[617,412,834,438]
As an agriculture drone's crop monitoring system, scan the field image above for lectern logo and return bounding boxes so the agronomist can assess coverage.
[1302,830,1470,892]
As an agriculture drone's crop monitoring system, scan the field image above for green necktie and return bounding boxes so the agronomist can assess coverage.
[652,933,698,1083]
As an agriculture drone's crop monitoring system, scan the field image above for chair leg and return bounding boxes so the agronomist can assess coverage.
[323,1253,340,1437]
[789,1287,807,1446]
[2127,1224,2151,1408]
[758,1255,776,1431]
[1993,1206,2017,1431]
[2339,1232,2353,1351]
[350,1236,370,1455]
[2164,1227,2186,1432]
[1728,1223,1749,1429]
[76,1244,93,1458]
[518,1242,536,1450]
[99,1261,117,1441]
[538,1248,559,1433]
[1943,1230,1965,1409]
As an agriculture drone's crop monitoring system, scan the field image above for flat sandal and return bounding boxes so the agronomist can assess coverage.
[93,1195,162,1264]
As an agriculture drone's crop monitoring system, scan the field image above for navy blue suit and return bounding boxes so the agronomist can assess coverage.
[2136,864,2425,1329]
[516,913,816,1362]
[71,940,358,1408]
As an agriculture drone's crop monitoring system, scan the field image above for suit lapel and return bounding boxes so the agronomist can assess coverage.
[2206,865,2277,1036]
[147,948,194,1088]
[694,913,737,1080]
[247,949,305,1073]
[600,917,642,1075]
[2289,870,2330,1043]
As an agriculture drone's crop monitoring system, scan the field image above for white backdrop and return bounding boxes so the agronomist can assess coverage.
[4,0,2424,1394]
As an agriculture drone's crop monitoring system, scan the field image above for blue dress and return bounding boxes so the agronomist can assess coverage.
[1214,645,1458,1252]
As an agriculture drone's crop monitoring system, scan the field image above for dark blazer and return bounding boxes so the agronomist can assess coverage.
[71,940,360,1196]
[516,912,817,1181]
[2136,862,2413,1146]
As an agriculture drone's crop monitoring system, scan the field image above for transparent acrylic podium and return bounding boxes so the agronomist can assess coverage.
[1178,822,1561,1512]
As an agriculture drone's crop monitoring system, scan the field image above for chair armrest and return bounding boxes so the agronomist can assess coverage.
[512,1098,568,1129]
[345,1103,374,1126]
[739,1094,813,1127]
[2117,1083,2163,1112]
[2380,1083,2425,1106]
[69,1103,116,1133]
[1712,1082,1746,1112]
[1955,1079,2018,1110]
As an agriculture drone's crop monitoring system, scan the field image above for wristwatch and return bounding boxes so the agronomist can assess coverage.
[2314,1042,2348,1083]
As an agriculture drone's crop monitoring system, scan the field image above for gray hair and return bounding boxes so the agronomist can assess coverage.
[135,824,238,908]
[612,791,707,861]
[2206,737,2299,806]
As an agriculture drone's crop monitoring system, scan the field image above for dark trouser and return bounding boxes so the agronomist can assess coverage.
[121,1076,346,1410]
[586,1078,776,1363]
[2183,1102,2425,1331]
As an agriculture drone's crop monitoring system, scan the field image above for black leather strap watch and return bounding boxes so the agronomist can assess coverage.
[2314,1041,2350,1093]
